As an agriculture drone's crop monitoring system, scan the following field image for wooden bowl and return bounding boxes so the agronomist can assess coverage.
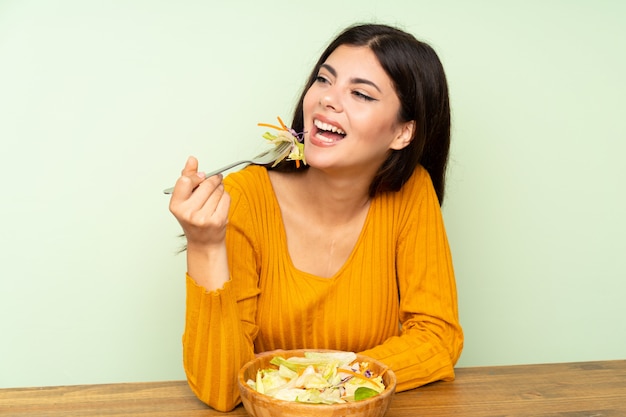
[237,349,396,417]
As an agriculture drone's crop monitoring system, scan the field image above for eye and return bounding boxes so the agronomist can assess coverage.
[352,90,376,102]
[315,74,330,84]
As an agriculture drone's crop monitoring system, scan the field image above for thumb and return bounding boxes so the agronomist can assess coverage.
[182,156,199,175]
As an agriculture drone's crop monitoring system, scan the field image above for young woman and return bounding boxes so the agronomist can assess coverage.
[169,23,463,412]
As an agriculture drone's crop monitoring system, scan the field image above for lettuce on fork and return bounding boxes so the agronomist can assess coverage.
[258,117,306,168]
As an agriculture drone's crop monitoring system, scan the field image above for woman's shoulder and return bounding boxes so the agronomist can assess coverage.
[376,165,443,231]
[389,164,436,203]
[224,165,271,195]
[223,166,277,223]
[374,165,441,224]
[405,164,431,186]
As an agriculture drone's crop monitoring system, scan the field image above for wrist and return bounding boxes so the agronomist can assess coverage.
[186,241,225,256]
[185,242,230,291]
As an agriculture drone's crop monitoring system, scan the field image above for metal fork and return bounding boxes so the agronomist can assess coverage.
[163,141,292,194]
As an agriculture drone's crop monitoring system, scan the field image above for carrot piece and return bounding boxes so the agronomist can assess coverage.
[257,123,285,131]
[277,116,288,131]
[338,368,383,388]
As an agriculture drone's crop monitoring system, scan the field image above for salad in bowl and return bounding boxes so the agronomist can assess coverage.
[238,349,396,417]
[248,350,385,404]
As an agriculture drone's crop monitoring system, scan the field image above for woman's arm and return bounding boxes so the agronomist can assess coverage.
[183,274,258,411]
[169,156,231,291]
[170,158,260,411]
[360,169,463,391]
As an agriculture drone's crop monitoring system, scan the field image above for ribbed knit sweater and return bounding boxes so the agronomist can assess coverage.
[183,165,463,411]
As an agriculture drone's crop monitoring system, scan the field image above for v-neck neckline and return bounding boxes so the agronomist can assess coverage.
[262,168,374,281]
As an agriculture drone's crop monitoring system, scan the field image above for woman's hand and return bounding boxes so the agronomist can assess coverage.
[169,156,231,246]
[169,156,231,290]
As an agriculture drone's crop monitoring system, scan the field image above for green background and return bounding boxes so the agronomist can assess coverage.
[1,0,624,388]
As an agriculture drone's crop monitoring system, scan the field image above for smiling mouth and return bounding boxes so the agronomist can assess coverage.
[313,119,346,143]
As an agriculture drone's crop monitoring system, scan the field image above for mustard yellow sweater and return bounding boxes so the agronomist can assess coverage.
[183,165,463,411]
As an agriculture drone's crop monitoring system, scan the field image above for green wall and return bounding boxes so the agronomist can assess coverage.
[1,0,624,388]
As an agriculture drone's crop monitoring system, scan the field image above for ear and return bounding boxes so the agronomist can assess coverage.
[389,120,416,151]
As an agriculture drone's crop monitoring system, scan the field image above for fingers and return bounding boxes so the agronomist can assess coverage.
[168,156,231,246]
[212,187,231,222]
[202,177,226,209]
[169,157,227,222]
[187,176,226,220]
[170,173,223,217]
[169,155,228,212]
[171,156,206,198]
[185,173,223,209]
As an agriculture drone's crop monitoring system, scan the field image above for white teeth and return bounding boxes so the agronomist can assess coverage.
[314,119,346,135]
[315,135,335,143]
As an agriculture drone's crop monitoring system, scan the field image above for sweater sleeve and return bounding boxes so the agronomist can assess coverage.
[182,177,261,412]
[360,169,463,391]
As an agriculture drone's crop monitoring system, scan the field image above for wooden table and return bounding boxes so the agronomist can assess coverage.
[1,360,625,416]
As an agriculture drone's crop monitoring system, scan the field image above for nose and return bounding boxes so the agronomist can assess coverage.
[320,90,342,112]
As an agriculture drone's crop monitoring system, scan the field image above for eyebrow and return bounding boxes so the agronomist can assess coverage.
[320,63,382,93]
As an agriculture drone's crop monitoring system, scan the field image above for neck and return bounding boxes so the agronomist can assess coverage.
[298,168,372,225]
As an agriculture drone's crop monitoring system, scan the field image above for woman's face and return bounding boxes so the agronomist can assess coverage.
[302,45,414,174]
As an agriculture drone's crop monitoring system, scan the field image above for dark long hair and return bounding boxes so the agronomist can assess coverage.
[273,23,451,205]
